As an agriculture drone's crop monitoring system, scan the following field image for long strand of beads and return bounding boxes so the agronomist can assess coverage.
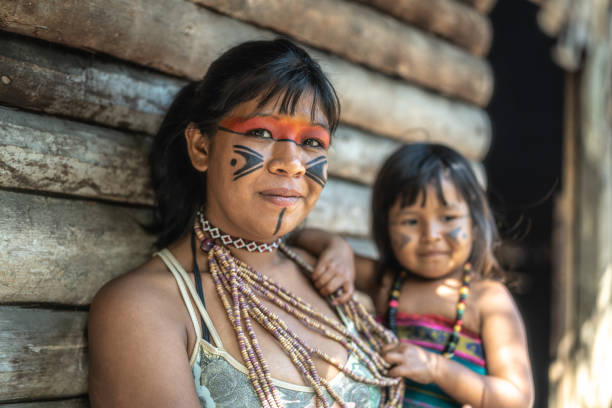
[195,219,404,408]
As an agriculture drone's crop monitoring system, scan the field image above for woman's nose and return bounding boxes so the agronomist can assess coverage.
[267,141,306,178]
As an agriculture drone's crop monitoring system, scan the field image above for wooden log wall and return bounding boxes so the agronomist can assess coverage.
[0,0,496,404]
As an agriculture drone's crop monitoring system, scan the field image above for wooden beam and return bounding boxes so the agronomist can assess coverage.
[190,0,493,105]
[0,182,369,305]
[0,107,153,205]
[328,127,400,185]
[307,179,371,237]
[0,307,87,402]
[0,33,183,136]
[354,0,492,56]
[0,399,88,408]
[457,0,497,14]
[0,1,492,156]
[319,54,491,160]
[0,190,155,305]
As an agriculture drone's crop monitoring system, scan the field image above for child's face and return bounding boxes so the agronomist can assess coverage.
[387,176,473,279]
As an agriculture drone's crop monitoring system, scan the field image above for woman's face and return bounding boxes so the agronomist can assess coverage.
[191,94,331,242]
[387,176,473,280]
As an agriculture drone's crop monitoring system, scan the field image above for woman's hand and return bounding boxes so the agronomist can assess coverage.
[382,342,439,384]
[311,235,355,304]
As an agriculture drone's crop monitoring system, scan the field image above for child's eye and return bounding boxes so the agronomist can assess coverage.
[302,138,325,148]
[400,219,418,226]
[247,128,273,139]
[442,215,461,222]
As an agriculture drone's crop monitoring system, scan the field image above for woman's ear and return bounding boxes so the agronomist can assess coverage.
[185,122,210,172]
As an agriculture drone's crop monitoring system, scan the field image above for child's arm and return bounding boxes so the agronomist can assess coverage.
[292,228,378,304]
[383,281,534,408]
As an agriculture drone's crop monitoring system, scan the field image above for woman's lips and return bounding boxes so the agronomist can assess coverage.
[259,188,302,207]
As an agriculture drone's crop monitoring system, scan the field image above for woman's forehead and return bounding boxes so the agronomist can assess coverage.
[225,93,329,127]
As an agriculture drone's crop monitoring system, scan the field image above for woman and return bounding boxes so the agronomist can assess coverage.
[88,38,402,407]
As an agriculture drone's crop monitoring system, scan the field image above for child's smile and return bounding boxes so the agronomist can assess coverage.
[388,175,473,279]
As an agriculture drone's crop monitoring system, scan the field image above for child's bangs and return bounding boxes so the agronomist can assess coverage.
[398,161,449,208]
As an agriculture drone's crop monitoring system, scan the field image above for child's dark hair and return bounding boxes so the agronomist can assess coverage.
[148,38,341,248]
[371,143,500,279]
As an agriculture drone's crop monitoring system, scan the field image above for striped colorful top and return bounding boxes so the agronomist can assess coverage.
[380,313,487,408]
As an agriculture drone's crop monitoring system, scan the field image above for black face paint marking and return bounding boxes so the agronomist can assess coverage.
[232,145,264,181]
[230,158,237,166]
[305,156,327,188]
[391,232,411,249]
[446,227,462,244]
[273,208,286,235]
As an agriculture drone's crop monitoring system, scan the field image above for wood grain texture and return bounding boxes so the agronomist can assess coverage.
[355,0,492,56]
[191,0,493,105]
[0,33,183,135]
[0,190,155,304]
[307,179,371,237]
[0,307,87,401]
[318,53,491,160]
[0,107,153,205]
[0,0,491,157]
[0,399,88,408]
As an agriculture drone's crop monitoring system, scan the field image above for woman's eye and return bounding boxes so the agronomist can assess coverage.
[400,219,418,226]
[442,215,459,222]
[247,128,273,139]
[303,138,324,148]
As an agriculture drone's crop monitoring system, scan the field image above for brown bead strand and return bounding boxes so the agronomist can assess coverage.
[195,218,404,407]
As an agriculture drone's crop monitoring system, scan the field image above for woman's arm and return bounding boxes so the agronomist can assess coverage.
[88,271,202,408]
[383,281,534,408]
[292,228,378,302]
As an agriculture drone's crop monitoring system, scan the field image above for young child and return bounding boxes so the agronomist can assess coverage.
[297,143,534,407]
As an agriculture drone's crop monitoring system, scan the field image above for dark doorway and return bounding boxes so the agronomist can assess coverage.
[485,1,564,406]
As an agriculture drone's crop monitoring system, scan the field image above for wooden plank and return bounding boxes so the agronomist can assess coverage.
[307,179,371,237]
[0,33,183,136]
[0,182,368,305]
[0,33,183,135]
[0,190,155,305]
[0,0,491,157]
[319,54,491,160]
[0,399,88,408]
[0,107,153,205]
[355,0,492,56]
[0,307,87,402]
[190,0,493,105]
[458,0,497,14]
[328,127,400,185]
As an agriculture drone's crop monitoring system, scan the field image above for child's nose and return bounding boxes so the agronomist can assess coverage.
[267,141,306,178]
[422,221,442,242]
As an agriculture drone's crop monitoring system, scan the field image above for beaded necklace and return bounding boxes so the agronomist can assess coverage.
[193,214,405,408]
[386,263,472,358]
[197,209,281,253]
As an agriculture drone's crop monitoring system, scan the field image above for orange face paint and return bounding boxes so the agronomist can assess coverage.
[218,114,331,150]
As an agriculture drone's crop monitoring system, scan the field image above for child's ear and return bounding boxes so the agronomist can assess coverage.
[185,122,210,172]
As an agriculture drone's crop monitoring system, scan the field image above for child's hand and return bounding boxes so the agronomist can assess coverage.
[382,342,439,384]
[311,236,355,304]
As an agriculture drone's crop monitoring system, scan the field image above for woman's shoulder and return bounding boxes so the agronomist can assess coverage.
[89,254,187,335]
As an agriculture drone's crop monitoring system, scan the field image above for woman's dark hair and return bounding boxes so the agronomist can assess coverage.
[148,38,341,248]
[371,143,501,280]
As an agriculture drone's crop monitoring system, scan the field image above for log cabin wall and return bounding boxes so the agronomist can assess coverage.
[0,0,495,404]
